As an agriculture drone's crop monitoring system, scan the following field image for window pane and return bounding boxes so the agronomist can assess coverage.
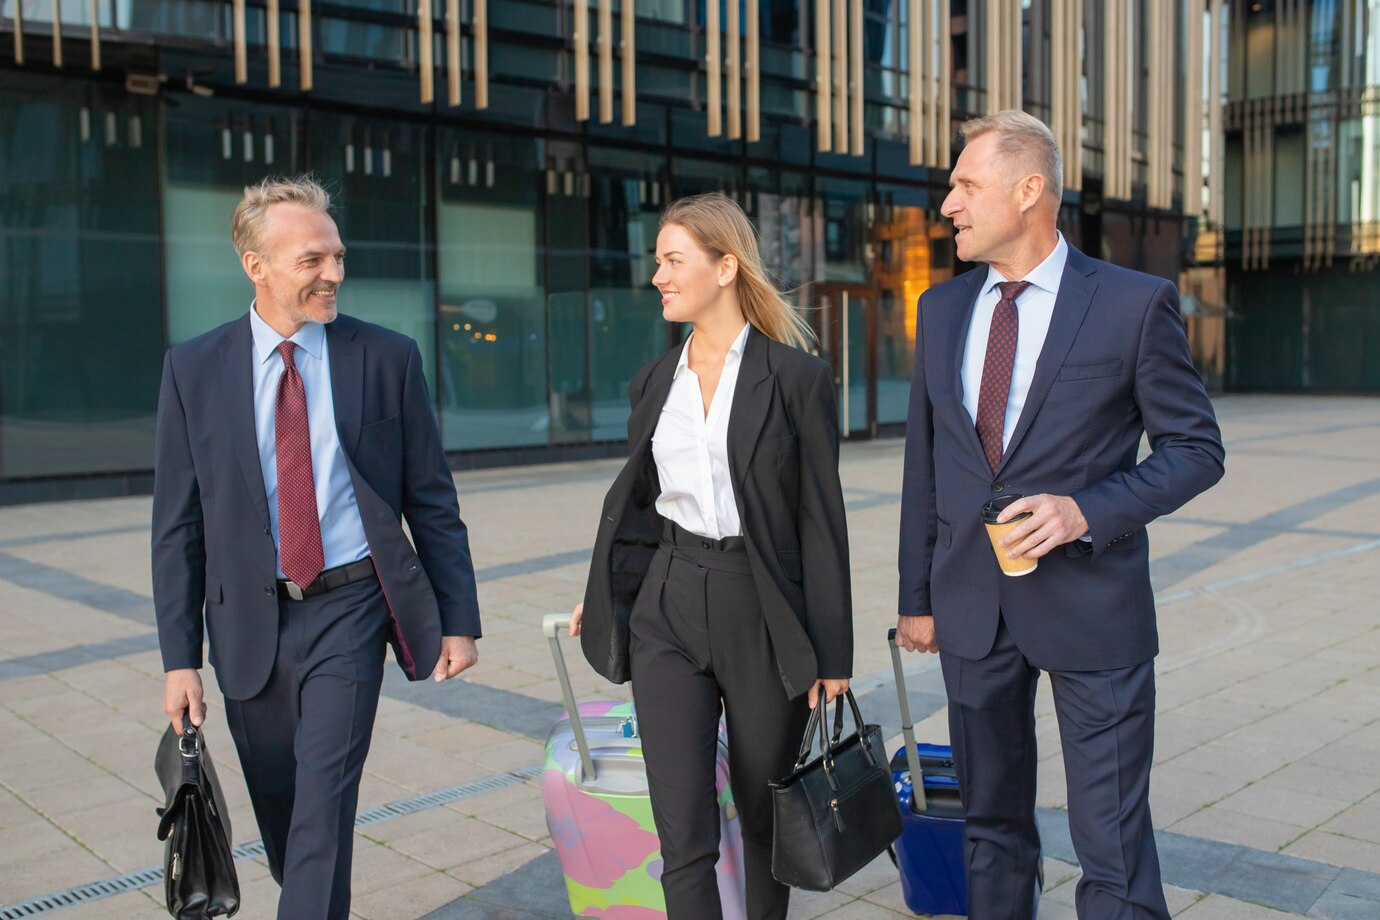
[436,130,550,450]
[0,78,163,478]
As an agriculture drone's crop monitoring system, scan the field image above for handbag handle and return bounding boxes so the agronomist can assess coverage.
[792,690,877,773]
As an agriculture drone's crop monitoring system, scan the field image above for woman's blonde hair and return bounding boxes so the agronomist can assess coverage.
[660,193,814,351]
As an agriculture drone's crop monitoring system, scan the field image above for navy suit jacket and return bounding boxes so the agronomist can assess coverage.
[898,245,1225,671]
[152,312,481,700]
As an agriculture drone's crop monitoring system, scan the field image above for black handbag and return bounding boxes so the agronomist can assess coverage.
[769,690,904,891]
[155,722,240,919]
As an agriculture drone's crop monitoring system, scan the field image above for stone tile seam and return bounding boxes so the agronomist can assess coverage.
[0,764,544,920]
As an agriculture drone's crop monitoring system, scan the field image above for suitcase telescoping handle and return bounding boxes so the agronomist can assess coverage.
[887,627,928,813]
[542,614,597,784]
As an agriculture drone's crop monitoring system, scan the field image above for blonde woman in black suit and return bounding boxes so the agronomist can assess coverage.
[568,192,854,920]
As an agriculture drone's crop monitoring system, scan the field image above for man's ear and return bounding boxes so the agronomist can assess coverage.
[718,253,739,288]
[241,251,265,284]
[1018,173,1046,213]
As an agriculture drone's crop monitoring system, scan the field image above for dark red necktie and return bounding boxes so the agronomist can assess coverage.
[975,280,1031,473]
[275,341,324,588]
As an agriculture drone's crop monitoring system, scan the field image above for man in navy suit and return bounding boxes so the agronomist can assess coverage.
[895,112,1224,919]
[152,175,481,920]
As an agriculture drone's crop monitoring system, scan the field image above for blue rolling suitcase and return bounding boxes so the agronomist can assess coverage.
[887,629,968,916]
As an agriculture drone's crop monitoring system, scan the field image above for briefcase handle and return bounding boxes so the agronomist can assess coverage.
[541,613,597,785]
[887,628,928,813]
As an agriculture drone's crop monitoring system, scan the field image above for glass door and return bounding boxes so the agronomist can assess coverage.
[814,284,877,439]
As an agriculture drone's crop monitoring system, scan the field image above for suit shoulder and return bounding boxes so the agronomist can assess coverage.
[918,266,984,309]
[763,335,830,382]
[166,317,241,365]
[1085,257,1175,297]
[334,313,417,352]
[631,346,679,393]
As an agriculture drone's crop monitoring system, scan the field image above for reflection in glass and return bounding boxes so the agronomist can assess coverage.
[436,131,549,450]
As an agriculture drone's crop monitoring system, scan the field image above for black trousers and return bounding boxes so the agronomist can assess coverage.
[629,529,811,920]
[940,615,1168,920]
[223,575,389,920]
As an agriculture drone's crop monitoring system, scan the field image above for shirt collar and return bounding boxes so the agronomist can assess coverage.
[981,231,1069,299]
[249,301,326,365]
[673,322,752,379]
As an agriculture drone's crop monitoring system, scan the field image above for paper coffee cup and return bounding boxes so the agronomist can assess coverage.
[981,495,1037,577]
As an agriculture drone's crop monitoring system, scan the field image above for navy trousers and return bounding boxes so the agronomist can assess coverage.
[223,575,389,920]
[940,616,1168,920]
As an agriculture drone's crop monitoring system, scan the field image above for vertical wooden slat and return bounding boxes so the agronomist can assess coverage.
[598,0,612,122]
[707,0,721,135]
[817,0,832,151]
[1208,0,1223,227]
[623,0,636,125]
[89,0,99,70]
[727,0,741,138]
[576,0,590,121]
[231,0,246,82]
[850,0,863,154]
[909,0,921,164]
[1069,0,1084,190]
[746,0,759,140]
[986,0,998,112]
[419,0,434,104]
[475,0,488,108]
[268,0,281,87]
[51,0,62,68]
[12,0,23,66]
[833,0,847,150]
[939,0,950,164]
[1185,0,1203,216]
[300,0,314,91]
[446,0,460,106]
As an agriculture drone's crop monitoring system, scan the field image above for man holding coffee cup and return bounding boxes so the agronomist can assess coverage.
[895,111,1224,920]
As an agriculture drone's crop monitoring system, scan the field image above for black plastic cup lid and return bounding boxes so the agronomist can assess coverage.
[981,493,1030,524]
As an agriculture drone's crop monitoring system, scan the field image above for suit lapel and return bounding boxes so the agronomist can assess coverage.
[224,315,270,524]
[998,247,1099,472]
[625,348,677,455]
[326,316,363,458]
[727,326,774,485]
[945,269,991,470]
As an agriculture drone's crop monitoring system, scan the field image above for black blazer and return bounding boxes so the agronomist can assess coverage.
[151,313,482,700]
[580,326,853,699]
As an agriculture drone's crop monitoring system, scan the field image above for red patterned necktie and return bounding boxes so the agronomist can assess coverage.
[274,341,324,588]
[975,280,1031,473]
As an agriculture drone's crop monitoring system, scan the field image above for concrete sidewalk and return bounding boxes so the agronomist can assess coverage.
[1,393,1378,919]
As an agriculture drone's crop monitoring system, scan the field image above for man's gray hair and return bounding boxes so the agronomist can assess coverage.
[959,110,1063,204]
[231,175,333,258]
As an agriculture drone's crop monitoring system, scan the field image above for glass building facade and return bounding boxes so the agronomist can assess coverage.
[1213,0,1380,391]
[1,1,1206,500]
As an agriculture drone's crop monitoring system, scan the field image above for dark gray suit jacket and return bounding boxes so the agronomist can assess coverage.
[898,245,1225,671]
[580,326,853,699]
[151,312,481,700]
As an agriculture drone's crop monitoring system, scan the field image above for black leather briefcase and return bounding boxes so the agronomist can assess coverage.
[155,722,240,919]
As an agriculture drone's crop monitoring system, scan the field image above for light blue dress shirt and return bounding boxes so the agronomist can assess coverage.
[960,232,1070,450]
[249,305,371,580]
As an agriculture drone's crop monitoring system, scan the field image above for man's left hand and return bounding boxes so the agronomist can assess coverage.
[434,636,479,681]
[998,493,1088,560]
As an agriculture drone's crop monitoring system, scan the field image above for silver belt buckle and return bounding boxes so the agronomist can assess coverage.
[285,581,305,601]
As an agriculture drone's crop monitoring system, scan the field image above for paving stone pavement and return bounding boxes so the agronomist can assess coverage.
[1,394,1379,919]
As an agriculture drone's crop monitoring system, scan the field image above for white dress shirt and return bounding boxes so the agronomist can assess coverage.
[249,304,370,579]
[961,233,1069,450]
[652,323,752,540]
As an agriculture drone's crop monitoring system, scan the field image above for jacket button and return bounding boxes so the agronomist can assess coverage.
[263,525,271,535]
[701,540,711,549]
[992,481,1004,492]
[264,586,275,596]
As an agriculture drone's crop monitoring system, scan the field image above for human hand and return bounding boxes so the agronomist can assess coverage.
[569,602,584,637]
[164,668,205,733]
[807,678,850,710]
[998,493,1088,559]
[434,636,479,681]
[895,615,938,653]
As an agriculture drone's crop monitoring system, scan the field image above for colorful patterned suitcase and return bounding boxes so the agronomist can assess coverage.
[541,614,748,919]
[888,628,969,916]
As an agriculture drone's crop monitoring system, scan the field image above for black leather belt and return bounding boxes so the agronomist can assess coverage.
[278,557,376,601]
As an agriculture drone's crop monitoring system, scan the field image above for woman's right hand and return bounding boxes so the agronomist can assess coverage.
[569,602,584,636]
